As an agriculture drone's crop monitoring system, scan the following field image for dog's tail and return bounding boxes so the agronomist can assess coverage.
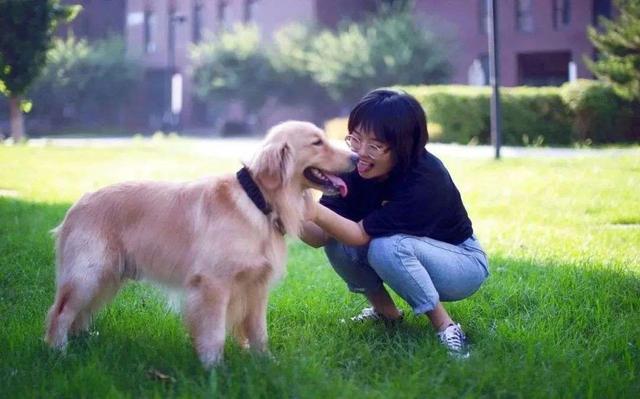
[44,281,73,348]
[50,224,62,237]
[49,223,66,272]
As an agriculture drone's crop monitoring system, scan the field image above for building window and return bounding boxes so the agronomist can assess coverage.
[478,0,488,34]
[553,0,571,29]
[217,0,229,30]
[516,0,534,32]
[144,10,157,53]
[518,51,571,86]
[593,0,612,26]
[193,0,203,43]
[244,0,258,23]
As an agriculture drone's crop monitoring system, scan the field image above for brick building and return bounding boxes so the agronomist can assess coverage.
[415,0,614,87]
[64,0,615,131]
[60,0,127,40]
[125,0,320,130]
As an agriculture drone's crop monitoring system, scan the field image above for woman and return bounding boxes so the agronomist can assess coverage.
[301,88,489,355]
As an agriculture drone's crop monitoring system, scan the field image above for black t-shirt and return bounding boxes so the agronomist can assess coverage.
[320,149,473,245]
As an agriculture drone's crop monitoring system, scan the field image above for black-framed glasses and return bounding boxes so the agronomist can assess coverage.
[344,134,388,159]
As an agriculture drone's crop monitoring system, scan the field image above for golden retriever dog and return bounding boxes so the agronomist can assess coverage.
[44,120,356,367]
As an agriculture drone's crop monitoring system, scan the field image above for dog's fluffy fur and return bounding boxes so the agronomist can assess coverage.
[44,121,355,367]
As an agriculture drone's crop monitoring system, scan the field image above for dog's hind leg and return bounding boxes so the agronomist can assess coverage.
[45,271,123,348]
[45,247,123,348]
[68,275,121,336]
[184,274,230,368]
[69,309,92,336]
[45,276,106,349]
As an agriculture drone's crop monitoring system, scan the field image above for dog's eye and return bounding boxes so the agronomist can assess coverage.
[312,139,323,146]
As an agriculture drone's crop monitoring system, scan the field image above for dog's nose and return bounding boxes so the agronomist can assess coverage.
[350,153,359,166]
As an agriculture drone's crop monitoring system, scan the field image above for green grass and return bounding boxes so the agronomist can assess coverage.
[1,141,639,398]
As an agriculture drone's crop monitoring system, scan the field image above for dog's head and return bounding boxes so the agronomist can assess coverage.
[250,121,357,197]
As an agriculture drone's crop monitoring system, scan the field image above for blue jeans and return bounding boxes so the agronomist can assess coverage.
[324,234,489,314]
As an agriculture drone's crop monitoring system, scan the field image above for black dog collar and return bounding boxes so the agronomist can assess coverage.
[236,167,272,215]
[236,167,285,235]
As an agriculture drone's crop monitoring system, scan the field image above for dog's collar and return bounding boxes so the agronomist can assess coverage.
[236,167,285,235]
[237,167,272,215]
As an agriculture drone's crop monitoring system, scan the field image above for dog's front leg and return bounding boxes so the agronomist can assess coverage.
[243,284,269,353]
[184,274,230,368]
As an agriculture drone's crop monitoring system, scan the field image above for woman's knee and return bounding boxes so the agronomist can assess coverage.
[325,239,382,293]
[324,239,363,270]
[367,235,403,270]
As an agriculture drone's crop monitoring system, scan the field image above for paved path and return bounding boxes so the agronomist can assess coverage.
[22,137,639,159]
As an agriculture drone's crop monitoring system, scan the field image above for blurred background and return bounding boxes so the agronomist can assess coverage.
[1,0,638,146]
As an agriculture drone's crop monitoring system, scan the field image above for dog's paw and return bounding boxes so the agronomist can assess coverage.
[199,350,224,369]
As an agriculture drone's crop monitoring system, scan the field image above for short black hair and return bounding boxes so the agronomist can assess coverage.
[348,88,429,174]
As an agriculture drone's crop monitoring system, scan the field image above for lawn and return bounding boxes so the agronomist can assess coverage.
[1,140,639,398]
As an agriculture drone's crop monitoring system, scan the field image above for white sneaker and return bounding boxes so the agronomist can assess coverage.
[437,323,469,357]
[350,307,404,325]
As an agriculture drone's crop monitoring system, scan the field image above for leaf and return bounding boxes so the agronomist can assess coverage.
[146,368,176,384]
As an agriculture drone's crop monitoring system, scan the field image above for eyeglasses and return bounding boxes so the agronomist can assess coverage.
[345,134,389,159]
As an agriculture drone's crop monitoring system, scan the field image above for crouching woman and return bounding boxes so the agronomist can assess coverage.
[301,88,489,355]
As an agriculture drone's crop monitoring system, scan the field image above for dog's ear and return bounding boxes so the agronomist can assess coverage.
[253,142,294,190]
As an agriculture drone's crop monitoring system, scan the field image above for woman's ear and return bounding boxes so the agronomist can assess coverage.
[253,142,293,190]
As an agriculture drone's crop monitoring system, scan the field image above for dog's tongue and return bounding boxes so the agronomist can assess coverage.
[326,174,348,197]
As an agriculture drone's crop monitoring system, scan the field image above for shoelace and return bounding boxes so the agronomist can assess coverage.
[438,324,466,352]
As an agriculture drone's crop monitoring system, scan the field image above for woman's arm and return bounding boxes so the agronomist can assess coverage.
[311,202,371,247]
[299,221,330,248]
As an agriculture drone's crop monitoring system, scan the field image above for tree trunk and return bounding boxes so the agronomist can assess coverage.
[9,95,25,141]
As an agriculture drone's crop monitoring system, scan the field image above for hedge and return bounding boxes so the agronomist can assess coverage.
[560,80,637,143]
[401,80,638,146]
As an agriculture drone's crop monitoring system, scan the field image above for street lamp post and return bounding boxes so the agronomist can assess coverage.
[487,0,502,159]
[165,8,186,132]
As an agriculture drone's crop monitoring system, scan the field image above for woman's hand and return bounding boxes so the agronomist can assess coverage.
[301,192,371,247]
[310,201,371,247]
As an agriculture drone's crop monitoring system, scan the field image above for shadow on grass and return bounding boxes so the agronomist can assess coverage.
[1,198,639,398]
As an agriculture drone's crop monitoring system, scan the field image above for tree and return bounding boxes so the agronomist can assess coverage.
[269,23,331,107]
[306,5,452,104]
[28,35,141,128]
[190,24,275,116]
[189,4,452,130]
[587,0,640,101]
[0,0,80,140]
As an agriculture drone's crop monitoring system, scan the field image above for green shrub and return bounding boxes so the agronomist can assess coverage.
[268,23,332,110]
[192,10,453,124]
[27,35,140,127]
[403,85,490,144]
[306,9,452,105]
[404,82,637,146]
[501,87,572,146]
[561,79,637,143]
[190,24,275,114]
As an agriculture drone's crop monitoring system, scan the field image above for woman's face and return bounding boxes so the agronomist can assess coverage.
[347,129,396,180]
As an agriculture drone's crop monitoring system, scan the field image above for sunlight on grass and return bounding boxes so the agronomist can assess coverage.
[1,141,639,398]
